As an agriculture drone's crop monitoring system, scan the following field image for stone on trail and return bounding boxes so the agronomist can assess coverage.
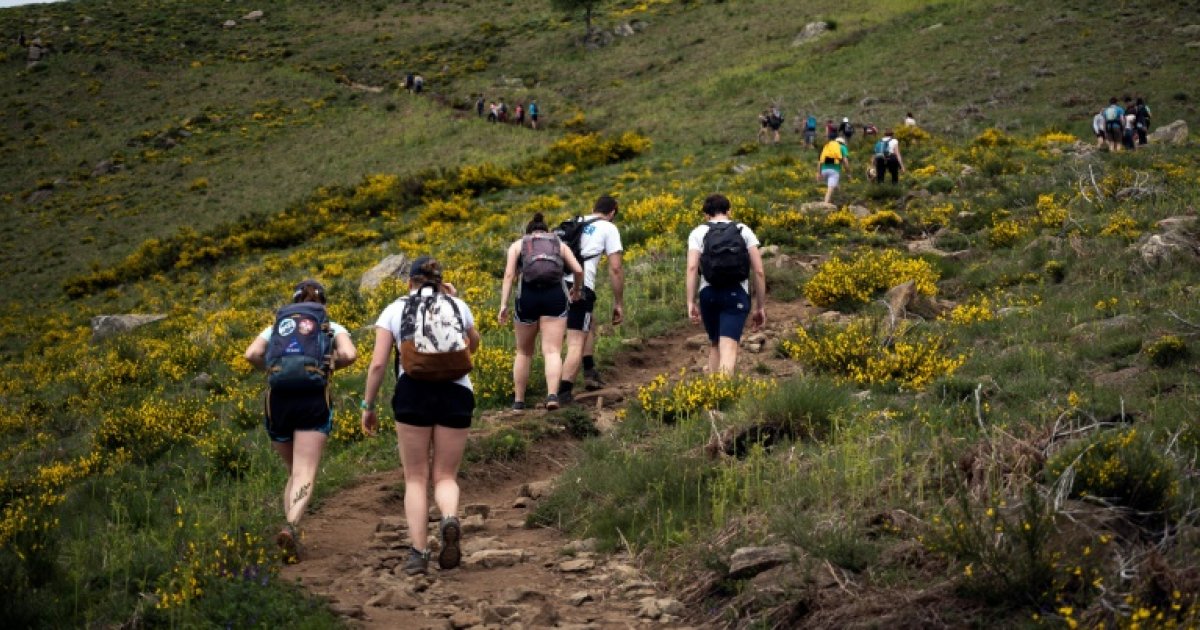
[360,253,409,292]
[462,503,490,519]
[558,558,596,573]
[328,602,365,619]
[848,205,871,219]
[376,515,406,532]
[685,334,709,350]
[520,480,553,499]
[512,496,533,509]
[567,591,595,606]
[728,544,801,579]
[460,513,486,534]
[530,603,561,627]
[366,586,419,610]
[636,596,685,620]
[465,548,527,568]
[799,201,837,213]
[242,10,264,20]
[449,610,482,629]
[222,19,237,28]
[791,21,829,46]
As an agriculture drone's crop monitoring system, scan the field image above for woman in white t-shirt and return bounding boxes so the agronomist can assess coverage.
[360,256,481,576]
[685,194,767,375]
[243,279,358,562]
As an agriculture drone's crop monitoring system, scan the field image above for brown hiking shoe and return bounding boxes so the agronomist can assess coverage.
[438,516,462,570]
[583,368,605,391]
[276,524,300,564]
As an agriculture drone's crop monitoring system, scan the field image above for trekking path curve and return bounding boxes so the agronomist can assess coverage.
[282,298,814,629]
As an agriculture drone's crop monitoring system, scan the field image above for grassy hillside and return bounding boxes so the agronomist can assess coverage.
[1,0,1198,626]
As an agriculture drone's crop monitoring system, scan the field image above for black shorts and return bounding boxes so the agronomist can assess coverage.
[515,282,569,324]
[265,389,332,442]
[392,375,474,429]
[566,286,597,332]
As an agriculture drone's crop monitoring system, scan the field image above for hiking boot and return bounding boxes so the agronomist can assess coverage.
[403,546,431,576]
[583,368,605,391]
[438,516,462,570]
[545,394,560,411]
[512,400,526,411]
[556,389,573,406]
[276,524,300,564]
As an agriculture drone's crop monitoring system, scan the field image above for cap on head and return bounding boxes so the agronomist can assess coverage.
[835,137,846,145]
[843,117,849,123]
[407,256,443,283]
[293,279,327,304]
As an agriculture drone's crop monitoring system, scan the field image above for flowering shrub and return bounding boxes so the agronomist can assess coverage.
[1035,193,1067,228]
[1046,428,1179,515]
[988,217,1028,248]
[803,249,939,308]
[1144,335,1189,368]
[893,125,931,143]
[946,294,995,325]
[636,371,775,422]
[418,195,474,223]
[782,319,965,389]
[469,345,516,409]
[973,128,1016,148]
[861,210,904,230]
[95,397,213,460]
[1099,212,1140,240]
[155,527,274,611]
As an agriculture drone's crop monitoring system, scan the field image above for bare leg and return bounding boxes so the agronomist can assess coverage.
[396,424,433,550]
[512,321,538,402]
[284,431,327,526]
[718,337,741,375]
[539,316,567,395]
[562,328,588,387]
[707,343,720,374]
[271,441,294,519]
[431,426,469,519]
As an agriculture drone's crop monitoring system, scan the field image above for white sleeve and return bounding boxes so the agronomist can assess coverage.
[455,298,476,331]
[687,225,706,252]
[330,322,350,337]
[258,325,273,341]
[603,222,623,255]
[740,224,760,249]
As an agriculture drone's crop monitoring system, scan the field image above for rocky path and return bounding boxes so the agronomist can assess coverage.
[282,298,814,629]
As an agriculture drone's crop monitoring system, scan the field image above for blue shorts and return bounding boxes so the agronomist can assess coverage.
[699,286,751,343]
[264,389,333,442]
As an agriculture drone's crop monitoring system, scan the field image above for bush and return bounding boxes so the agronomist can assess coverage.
[783,318,966,390]
[465,428,528,463]
[925,176,955,194]
[803,249,939,309]
[1045,428,1179,517]
[735,377,853,442]
[636,372,775,423]
[1144,335,1189,367]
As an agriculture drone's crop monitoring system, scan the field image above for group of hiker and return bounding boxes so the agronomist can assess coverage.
[1093,96,1151,152]
[762,107,918,150]
[813,128,908,203]
[244,193,766,574]
[477,96,540,129]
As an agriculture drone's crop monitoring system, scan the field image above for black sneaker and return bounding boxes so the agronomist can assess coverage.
[557,389,573,406]
[403,546,430,576]
[583,368,605,391]
[545,394,560,411]
[512,400,526,411]
[438,516,462,570]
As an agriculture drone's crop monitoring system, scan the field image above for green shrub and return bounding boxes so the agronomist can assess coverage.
[1045,428,1179,517]
[557,407,599,440]
[735,377,852,442]
[466,428,528,463]
[925,176,954,194]
[1144,335,1189,368]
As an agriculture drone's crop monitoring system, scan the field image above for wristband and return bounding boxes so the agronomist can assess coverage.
[360,399,376,411]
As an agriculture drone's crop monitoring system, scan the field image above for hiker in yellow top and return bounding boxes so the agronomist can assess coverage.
[817,136,851,204]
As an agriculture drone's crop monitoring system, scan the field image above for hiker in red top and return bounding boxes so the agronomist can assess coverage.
[498,213,584,411]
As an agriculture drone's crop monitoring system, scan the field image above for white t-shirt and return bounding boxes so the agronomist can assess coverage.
[687,219,760,293]
[258,321,349,341]
[1092,113,1105,135]
[374,287,476,389]
[567,216,623,290]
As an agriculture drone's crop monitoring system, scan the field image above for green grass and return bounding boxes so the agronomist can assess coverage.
[1,0,1199,626]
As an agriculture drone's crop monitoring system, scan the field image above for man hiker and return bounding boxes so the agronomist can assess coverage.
[801,112,818,148]
[872,130,905,184]
[559,195,624,402]
[685,194,767,375]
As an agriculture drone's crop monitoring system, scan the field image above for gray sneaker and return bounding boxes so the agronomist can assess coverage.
[583,368,605,391]
[403,546,430,576]
[438,516,462,570]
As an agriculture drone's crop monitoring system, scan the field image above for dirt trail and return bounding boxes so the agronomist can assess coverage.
[282,299,814,628]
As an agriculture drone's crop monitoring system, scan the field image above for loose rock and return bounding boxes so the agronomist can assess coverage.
[91,314,167,341]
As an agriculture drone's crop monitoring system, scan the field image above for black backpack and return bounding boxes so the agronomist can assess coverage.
[700,222,750,287]
[264,303,335,392]
[554,216,602,269]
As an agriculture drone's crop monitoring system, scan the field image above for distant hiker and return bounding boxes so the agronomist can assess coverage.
[558,195,624,401]
[872,130,905,184]
[487,101,499,123]
[498,99,508,123]
[1121,99,1137,151]
[825,119,838,141]
[244,279,358,563]
[475,95,485,117]
[1134,97,1151,146]
[904,112,917,127]
[768,106,784,143]
[757,109,771,144]
[686,194,767,375]
[413,75,424,93]
[360,256,480,576]
[802,112,818,148]
[1102,97,1124,151]
[1092,110,1107,148]
[838,117,855,144]
[499,213,584,410]
[817,137,851,204]
[405,73,415,91]
[529,99,540,129]
[515,103,526,126]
